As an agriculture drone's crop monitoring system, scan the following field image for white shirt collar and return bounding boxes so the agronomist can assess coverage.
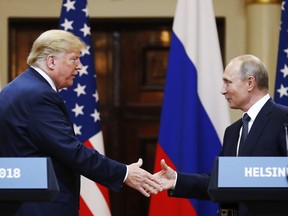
[236,94,270,156]
[31,66,57,92]
[245,94,270,123]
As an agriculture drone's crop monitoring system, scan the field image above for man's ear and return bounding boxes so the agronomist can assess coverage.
[46,55,56,70]
[247,76,256,92]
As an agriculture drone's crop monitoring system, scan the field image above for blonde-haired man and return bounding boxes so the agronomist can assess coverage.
[0,30,161,216]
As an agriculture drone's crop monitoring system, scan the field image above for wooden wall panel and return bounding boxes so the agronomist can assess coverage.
[8,17,224,216]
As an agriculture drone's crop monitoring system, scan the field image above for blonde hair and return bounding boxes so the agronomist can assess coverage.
[27,29,86,66]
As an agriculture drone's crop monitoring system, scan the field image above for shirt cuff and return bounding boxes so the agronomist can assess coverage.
[123,165,129,182]
[171,171,178,189]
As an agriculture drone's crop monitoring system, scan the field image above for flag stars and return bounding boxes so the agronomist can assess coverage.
[280,64,288,78]
[82,6,89,17]
[73,124,82,135]
[61,18,74,31]
[72,103,84,117]
[80,23,91,37]
[277,84,288,98]
[63,0,76,12]
[284,48,288,58]
[73,83,86,97]
[59,1,102,143]
[91,109,100,122]
[93,91,99,102]
[81,46,91,56]
[282,1,285,11]
[78,65,89,77]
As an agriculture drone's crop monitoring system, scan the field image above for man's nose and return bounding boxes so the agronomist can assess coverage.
[77,61,83,70]
[221,84,227,95]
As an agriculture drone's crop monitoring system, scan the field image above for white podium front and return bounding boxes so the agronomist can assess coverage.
[0,157,59,201]
[208,157,288,216]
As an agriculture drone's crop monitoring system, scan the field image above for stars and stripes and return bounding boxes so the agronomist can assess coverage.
[59,0,111,215]
[275,0,288,105]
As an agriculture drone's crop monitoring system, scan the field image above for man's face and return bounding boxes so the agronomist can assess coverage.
[50,51,82,90]
[221,62,250,111]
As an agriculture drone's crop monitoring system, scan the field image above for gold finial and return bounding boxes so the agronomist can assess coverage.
[246,0,282,4]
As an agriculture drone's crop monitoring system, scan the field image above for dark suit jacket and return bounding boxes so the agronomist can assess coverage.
[0,67,126,216]
[169,98,288,216]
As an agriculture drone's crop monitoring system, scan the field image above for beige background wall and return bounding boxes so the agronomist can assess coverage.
[0,0,281,121]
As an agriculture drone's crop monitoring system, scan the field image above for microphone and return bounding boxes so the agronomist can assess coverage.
[283,123,288,156]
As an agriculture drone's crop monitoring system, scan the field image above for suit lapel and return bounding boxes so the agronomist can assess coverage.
[231,121,242,155]
[222,120,242,156]
[241,99,274,155]
[59,101,75,132]
[28,67,76,135]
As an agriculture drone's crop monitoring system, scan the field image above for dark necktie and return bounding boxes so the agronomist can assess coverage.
[238,113,251,156]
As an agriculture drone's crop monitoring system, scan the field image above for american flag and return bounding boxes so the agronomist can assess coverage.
[275,0,288,106]
[59,0,111,215]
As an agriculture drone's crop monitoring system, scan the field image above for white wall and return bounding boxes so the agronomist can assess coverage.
[0,0,245,85]
[1,0,279,122]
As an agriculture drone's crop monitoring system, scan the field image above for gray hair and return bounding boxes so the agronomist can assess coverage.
[231,54,269,91]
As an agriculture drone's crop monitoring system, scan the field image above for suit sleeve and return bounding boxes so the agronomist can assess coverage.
[168,173,211,200]
[27,91,126,192]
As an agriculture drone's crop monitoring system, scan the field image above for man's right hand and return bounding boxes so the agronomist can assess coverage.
[153,159,177,190]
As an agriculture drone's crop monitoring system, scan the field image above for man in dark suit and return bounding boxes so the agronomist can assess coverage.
[0,29,161,216]
[154,55,288,216]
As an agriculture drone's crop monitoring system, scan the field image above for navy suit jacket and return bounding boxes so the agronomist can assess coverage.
[169,98,288,216]
[0,68,126,216]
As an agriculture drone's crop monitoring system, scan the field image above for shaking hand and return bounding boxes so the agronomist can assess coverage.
[124,158,162,197]
[153,159,177,190]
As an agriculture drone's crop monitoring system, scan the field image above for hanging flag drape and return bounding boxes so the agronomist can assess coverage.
[275,0,288,106]
[149,0,230,215]
[59,0,111,215]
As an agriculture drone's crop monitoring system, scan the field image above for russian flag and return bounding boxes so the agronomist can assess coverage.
[149,0,230,215]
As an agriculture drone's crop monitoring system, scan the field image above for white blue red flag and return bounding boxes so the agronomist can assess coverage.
[275,0,288,106]
[59,0,111,215]
[149,0,230,215]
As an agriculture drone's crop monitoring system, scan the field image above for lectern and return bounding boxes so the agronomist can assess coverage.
[208,157,288,216]
[0,157,59,201]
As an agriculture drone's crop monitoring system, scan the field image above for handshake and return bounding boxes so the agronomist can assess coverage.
[124,158,176,197]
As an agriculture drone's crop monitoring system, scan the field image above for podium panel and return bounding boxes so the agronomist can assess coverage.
[208,157,288,215]
[0,157,59,201]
